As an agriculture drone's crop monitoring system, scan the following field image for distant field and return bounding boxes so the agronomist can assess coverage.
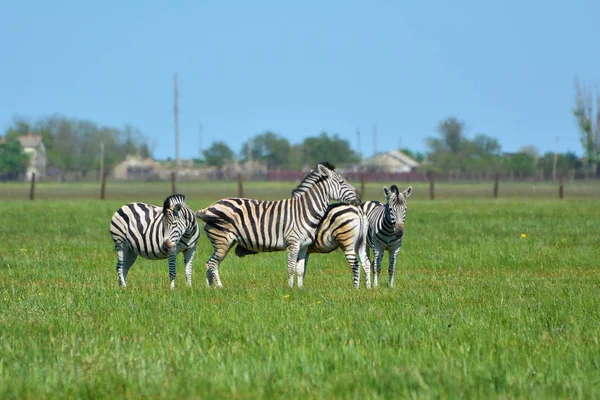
[1,178,600,202]
[1,182,599,398]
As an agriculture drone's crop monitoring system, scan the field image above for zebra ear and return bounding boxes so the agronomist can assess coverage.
[403,186,412,198]
[173,203,183,216]
[383,186,391,198]
[316,163,332,177]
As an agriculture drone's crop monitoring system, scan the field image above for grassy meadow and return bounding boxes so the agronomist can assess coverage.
[1,180,599,398]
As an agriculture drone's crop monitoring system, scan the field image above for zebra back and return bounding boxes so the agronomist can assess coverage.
[110,194,199,260]
[196,162,360,254]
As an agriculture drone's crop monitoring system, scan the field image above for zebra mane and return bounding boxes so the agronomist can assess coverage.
[291,161,337,198]
[390,185,399,194]
[163,194,186,213]
[318,161,336,171]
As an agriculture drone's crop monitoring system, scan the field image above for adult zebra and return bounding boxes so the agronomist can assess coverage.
[195,162,361,288]
[109,194,200,289]
[361,185,412,287]
[236,166,372,289]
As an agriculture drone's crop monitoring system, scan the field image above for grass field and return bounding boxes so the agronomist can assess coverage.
[1,180,599,398]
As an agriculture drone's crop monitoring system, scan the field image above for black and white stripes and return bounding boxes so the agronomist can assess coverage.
[289,166,372,288]
[195,162,361,288]
[109,194,200,289]
[361,185,412,287]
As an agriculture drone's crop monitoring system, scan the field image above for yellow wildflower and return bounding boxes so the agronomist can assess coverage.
[521,233,527,239]
[283,294,290,299]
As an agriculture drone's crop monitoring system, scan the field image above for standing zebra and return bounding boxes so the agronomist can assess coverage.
[361,185,412,287]
[195,162,361,288]
[109,194,200,289]
[289,167,371,288]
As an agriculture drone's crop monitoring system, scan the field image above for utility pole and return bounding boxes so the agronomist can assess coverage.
[99,140,104,182]
[199,124,204,159]
[372,124,377,156]
[552,136,559,181]
[356,126,361,162]
[248,139,253,164]
[174,74,181,171]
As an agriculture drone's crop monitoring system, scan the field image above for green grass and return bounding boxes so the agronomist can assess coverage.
[1,184,599,398]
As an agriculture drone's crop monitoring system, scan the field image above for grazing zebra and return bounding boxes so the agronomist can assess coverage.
[361,185,412,287]
[195,162,361,288]
[109,194,200,289]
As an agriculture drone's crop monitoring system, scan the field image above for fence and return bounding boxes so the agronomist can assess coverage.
[21,172,580,200]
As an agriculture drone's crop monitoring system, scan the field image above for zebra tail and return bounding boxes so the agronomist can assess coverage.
[195,208,208,219]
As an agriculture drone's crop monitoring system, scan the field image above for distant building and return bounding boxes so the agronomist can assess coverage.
[364,150,420,173]
[112,156,166,180]
[0,133,47,180]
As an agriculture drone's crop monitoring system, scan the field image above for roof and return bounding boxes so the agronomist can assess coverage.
[366,150,421,169]
[0,133,44,148]
[18,133,44,148]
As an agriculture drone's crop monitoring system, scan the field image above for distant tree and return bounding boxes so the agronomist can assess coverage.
[240,132,293,168]
[504,147,539,179]
[0,138,29,180]
[301,132,359,167]
[463,134,502,178]
[426,117,468,178]
[204,141,235,168]
[572,79,600,177]
[400,148,425,162]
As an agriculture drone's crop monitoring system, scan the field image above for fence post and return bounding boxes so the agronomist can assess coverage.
[100,172,107,200]
[171,172,176,195]
[360,171,366,200]
[237,173,244,198]
[29,172,36,200]
[493,172,499,198]
[428,172,435,200]
[559,174,564,200]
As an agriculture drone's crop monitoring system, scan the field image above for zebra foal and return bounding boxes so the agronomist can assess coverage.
[361,185,412,287]
[109,194,200,289]
[195,162,361,288]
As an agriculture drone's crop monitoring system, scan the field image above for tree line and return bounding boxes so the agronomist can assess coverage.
[0,115,152,180]
[1,80,598,180]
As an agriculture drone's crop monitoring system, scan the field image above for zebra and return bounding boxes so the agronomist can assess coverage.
[289,167,372,288]
[360,185,412,288]
[195,162,361,288]
[235,167,371,289]
[109,194,200,289]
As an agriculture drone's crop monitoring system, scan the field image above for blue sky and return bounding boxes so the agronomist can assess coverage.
[1,0,599,161]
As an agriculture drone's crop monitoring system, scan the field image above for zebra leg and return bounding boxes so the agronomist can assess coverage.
[183,246,196,287]
[342,247,360,289]
[358,247,371,289]
[122,251,137,285]
[206,250,228,288]
[116,247,137,288]
[388,247,401,288]
[372,248,384,288]
[168,252,177,290]
[295,248,309,288]
[205,236,233,288]
[115,246,126,287]
[286,244,300,288]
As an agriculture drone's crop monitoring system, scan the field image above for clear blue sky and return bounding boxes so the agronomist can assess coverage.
[2,0,599,161]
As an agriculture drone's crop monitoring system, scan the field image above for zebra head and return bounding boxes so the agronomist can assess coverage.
[162,194,188,253]
[383,185,412,238]
[293,162,361,206]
